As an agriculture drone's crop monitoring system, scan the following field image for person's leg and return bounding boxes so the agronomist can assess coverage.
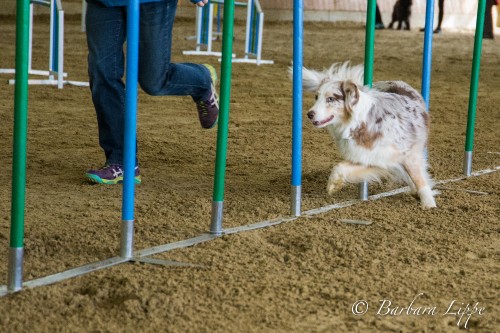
[375,4,383,24]
[434,0,444,32]
[497,3,500,28]
[138,0,212,100]
[138,0,218,128]
[85,1,142,184]
[404,0,411,30]
[483,0,494,39]
[375,4,385,29]
[86,1,127,166]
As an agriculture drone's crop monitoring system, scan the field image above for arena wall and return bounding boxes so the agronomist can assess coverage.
[255,0,491,31]
[1,0,497,32]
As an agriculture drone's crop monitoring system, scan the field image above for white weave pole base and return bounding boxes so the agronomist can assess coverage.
[0,69,68,77]
[464,151,473,176]
[8,79,89,87]
[231,58,274,65]
[183,50,224,57]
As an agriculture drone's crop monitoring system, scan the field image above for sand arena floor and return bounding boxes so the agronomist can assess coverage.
[0,14,499,333]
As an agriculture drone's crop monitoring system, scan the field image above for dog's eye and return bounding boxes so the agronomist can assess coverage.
[315,95,318,101]
[327,97,335,103]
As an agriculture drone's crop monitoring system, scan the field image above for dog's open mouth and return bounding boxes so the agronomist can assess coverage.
[312,115,334,127]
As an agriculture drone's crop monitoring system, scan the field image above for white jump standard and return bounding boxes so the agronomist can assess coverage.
[183,0,273,65]
[0,0,88,88]
[183,1,224,57]
[231,0,273,65]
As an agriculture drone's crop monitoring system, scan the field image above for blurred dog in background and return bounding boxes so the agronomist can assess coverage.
[388,0,413,30]
[294,62,436,209]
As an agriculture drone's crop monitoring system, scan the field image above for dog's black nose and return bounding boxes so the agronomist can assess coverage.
[307,111,315,119]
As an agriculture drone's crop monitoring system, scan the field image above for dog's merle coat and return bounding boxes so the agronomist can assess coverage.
[294,62,436,208]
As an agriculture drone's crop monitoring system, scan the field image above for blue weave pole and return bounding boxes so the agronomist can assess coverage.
[291,0,303,216]
[51,1,59,73]
[201,4,209,45]
[421,0,435,110]
[121,0,140,258]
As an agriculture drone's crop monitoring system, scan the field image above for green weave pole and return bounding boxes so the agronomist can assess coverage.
[465,0,486,153]
[212,0,234,202]
[8,0,31,291]
[364,0,376,87]
[359,0,376,199]
[11,0,30,249]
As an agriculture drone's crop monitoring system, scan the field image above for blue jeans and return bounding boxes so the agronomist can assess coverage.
[85,0,212,165]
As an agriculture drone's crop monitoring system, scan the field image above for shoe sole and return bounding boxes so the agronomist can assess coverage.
[85,174,142,185]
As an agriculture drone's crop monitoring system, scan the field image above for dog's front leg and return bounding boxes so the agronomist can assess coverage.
[327,163,347,195]
[327,162,387,195]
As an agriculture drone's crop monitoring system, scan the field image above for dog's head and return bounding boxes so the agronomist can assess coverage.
[288,62,364,128]
[302,68,360,128]
[306,79,360,128]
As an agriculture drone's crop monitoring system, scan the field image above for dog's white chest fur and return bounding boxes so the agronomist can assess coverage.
[327,124,398,169]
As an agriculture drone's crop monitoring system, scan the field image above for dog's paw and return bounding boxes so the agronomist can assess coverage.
[327,177,344,195]
[420,196,437,209]
[409,188,419,199]
[418,186,437,209]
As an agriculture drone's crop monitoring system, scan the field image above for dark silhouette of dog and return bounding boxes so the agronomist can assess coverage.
[388,0,412,30]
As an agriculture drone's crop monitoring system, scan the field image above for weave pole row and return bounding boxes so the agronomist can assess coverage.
[359,0,437,200]
[3,0,486,294]
[4,0,237,291]
[359,0,487,197]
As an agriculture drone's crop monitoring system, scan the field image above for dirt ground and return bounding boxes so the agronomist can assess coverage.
[0,13,499,333]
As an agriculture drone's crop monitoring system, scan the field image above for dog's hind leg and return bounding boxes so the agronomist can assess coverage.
[327,161,387,195]
[402,157,436,209]
[394,165,418,195]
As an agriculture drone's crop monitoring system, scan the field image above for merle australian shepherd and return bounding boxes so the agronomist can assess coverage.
[292,62,437,209]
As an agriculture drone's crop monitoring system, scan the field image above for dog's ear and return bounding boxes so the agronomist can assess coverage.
[327,62,364,86]
[341,80,360,114]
